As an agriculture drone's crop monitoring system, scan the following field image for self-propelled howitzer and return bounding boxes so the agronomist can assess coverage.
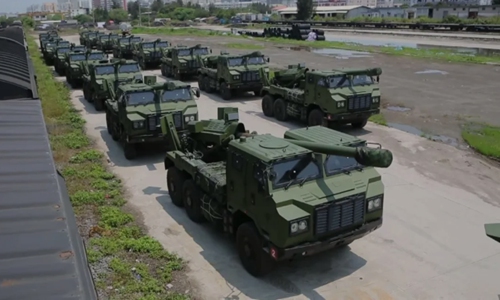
[162,107,392,277]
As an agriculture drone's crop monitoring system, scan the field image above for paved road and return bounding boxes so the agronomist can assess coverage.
[196,25,500,49]
[57,34,500,300]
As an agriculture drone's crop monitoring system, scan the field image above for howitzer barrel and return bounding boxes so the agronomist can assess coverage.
[285,139,393,168]
[485,223,500,243]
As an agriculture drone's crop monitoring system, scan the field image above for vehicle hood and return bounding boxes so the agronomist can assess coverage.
[230,65,268,73]
[329,86,381,100]
[126,102,198,118]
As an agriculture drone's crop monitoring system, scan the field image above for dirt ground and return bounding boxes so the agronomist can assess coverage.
[142,33,500,148]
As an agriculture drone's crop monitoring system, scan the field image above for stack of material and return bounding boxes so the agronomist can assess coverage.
[262,24,326,41]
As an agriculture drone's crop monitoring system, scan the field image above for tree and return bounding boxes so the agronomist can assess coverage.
[151,0,164,12]
[128,1,140,19]
[75,14,93,24]
[109,8,128,22]
[94,8,109,22]
[296,0,313,20]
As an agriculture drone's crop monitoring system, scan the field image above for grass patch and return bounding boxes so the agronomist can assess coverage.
[133,26,500,65]
[369,113,387,126]
[27,35,191,300]
[462,122,500,160]
[223,42,264,50]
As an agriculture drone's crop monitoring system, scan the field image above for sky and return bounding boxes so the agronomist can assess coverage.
[3,0,46,14]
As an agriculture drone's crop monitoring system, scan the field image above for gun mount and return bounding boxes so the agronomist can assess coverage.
[485,223,500,243]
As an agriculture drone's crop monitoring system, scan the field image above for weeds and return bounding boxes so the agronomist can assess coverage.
[369,114,387,126]
[27,35,191,300]
[462,122,500,160]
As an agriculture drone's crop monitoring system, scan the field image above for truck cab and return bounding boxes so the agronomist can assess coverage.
[132,39,170,70]
[113,35,142,59]
[65,50,107,88]
[161,44,212,80]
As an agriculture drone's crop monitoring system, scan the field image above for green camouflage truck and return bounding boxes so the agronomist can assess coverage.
[132,39,170,70]
[161,44,212,80]
[80,30,98,46]
[197,51,270,100]
[260,64,382,129]
[39,31,58,49]
[161,107,393,276]
[112,35,142,60]
[105,76,200,159]
[40,35,61,53]
[79,30,91,45]
[54,45,86,75]
[82,59,143,111]
[485,223,500,243]
[84,31,105,49]
[65,50,108,88]
[97,33,119,53]
[43,39,70,65]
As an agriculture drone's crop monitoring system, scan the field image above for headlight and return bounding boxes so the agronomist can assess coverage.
[367,196,383,212]
[372,96,380,103]
[337,101,346,108]
[232,75,240,80]
[289,218,308,236]
[133,121,144,129]
[184,115,196,123]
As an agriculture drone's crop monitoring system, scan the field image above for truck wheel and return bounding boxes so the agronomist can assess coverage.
[351,118,368,129]
[83,84,90,101]
[261,95,275,117]
[308,109,326,127]
[204,77,213,93]
[236,222,274,277]
[182,180,206,223]
[273,98,288,121]
[94,98,104,111]
[220,82,232,100]
[197,76,205,91]
[123,143,137,160]
[167,166,187,207]
[105,111,112,134]
[111,121,120,141]
[161,64,166,76]
[253,89,261,97]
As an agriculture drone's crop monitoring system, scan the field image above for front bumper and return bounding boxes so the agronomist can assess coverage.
[227,82,262,91]
[128,129,188,144]
[327,108,380,123]
[266,218,382,261]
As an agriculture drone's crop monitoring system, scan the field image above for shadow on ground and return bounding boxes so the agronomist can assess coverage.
[151,193,367,300]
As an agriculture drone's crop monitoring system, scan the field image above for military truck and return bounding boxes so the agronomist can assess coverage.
[97,33,119,53]
[39,31,58,47]
[132,39,170,70]
[485,223,500,243]
[79,30,96,46]
[41,35,62,53]
[112,35,142,60]
[161,107,393,276]
[260,64,382,129]
[43,39,70,65]
[65,50,107,88]
[82,59,143,111]
[105,76,200,159]
[161,44,212,80]
[85,31,106,49]
[197,51,270,100]
[54,45,86,76]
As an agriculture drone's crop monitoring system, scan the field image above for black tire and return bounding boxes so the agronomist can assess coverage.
[83,84,90,101]
[273,98,288,121]
[204,76,214,93]
[174,67,182,80]
[111,121,120,141]
[236,222,274,277]
[105,111,112,134]
[198,75,205,91]
[253,89,261,97]
[182,180,206,223]
[351,118,368,129]
[308,108,325,127]
[167,166,187,207]
[161,64,166,76]
[123,142,137,160]
[94,98,104,111]
[261,94,275,117]
[220,82,232,100]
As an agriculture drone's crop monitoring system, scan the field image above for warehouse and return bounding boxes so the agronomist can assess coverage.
[277,5,372,19]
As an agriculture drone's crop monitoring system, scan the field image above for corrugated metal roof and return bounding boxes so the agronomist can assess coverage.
[0,27,37,100]
[0,100,98,300]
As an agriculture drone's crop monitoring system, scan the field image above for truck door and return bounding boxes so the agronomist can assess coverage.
[304,73,316,105]
[227,150,248,209]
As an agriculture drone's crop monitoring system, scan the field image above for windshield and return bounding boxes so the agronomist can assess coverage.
[227,56,266,67]
[100,36,110,40]
[88,53,105,60]
[119,38,129,44]
[193,48,209,55]
[131,37,141,43]
[161,88,192,102]
[271,154,321,188]
[118,64,140,73]
[177,49,190,56]
[142,43,154,49]
[352,74,374,86]
[126,91,155,106]
[58,42,70,47]
[328,74,374,88]
[157,42,168,47]
[57,48,70,54]
[70,54,86,61]
[325,143,365,175]
[95,65,114,75]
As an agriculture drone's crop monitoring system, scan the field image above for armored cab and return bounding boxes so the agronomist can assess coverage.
[485,223,500,243]
[65,50,107,88]
[161,107,392,277]
[161,44,212,80]
[105,76,200,159]
[132,39,170,70]
[97,33,119,53]
[85,31,105,49]
[113,35,142,59]
[82,59,142,111]
[197,51,270,100]
[43,39,70,65]
[261,64,382,129]
[54,44,86,76]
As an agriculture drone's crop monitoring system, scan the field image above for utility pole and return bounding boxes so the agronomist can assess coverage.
[138,0,141,26]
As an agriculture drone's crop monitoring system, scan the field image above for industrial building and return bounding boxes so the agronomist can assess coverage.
[277,5,373,19]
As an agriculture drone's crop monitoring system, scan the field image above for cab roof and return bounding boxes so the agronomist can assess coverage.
[152,80,190,90]
[284,126,364,146]
[229,134,310,163]
[119,83,153,92]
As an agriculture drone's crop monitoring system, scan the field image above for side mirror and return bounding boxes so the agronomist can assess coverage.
[376,76,380,83]
[193,87,200,98]
[210,49,212,53]
[267,57,270,63]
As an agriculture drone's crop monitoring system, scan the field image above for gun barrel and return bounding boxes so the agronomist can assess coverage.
[285,139,393,168]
